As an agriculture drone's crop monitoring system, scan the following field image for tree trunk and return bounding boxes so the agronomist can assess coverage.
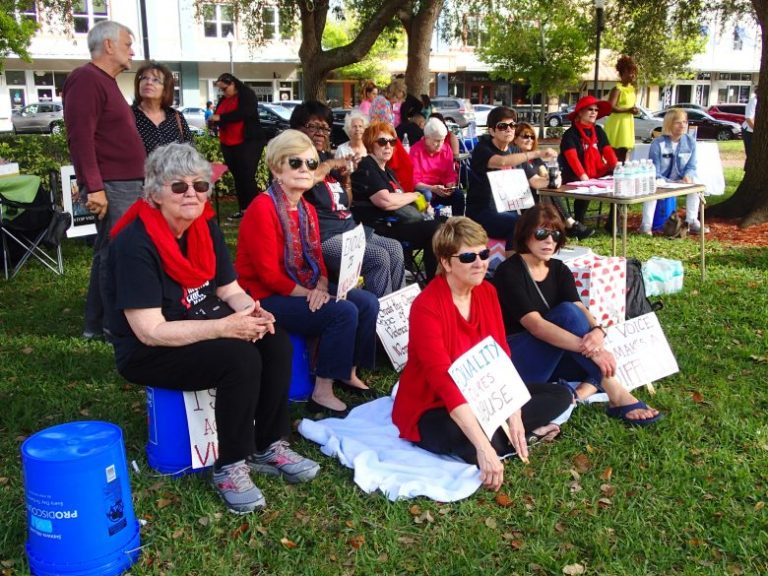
[399,0,445,96]
[297,0,409,100]
[708,0,768,227]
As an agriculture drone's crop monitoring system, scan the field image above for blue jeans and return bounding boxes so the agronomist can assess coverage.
[507,302,602,387]
[466,207,518,250]
[261,288,379,380]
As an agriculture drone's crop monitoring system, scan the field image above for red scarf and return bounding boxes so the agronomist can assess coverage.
[574,121,604,178]
[111,199,216,289]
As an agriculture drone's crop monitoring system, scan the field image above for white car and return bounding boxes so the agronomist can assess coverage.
[472,104,494,127]
[597,105,663,143]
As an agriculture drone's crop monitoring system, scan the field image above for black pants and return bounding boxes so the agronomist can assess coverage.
[415,382,572,465]
[221,138,264,212]
[120,329,292,467]
[376,219,439,280]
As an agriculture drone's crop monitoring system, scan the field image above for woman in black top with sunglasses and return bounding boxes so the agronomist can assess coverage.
[351,121,439,280]
[493,205,663,426]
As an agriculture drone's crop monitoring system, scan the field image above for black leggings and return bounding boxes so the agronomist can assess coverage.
[221,138,265,211]
[120,328,292,467]
[416,382,572,465]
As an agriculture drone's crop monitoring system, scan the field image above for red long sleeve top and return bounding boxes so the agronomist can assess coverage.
[62,63,145,192]
[392,275,511,442]
[235,193,328,300]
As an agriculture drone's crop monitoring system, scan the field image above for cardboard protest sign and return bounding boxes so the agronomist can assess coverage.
[487,169,534,213]
[604,312,678,391]
[337,224,366,300]
[183,389,219,469]
[376,283,421,371]
[60,165,96,238]
[448,336,531,440]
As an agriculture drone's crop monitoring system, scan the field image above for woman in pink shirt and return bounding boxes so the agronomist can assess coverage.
[410,118,465,216]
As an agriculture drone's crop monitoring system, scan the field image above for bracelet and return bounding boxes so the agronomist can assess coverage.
[589,325,607,336]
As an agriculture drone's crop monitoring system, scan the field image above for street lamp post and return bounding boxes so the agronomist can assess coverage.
[226,31,234,75]
[593,0,605,95]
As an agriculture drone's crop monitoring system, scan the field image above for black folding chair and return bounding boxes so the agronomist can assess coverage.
[1,171,67,279]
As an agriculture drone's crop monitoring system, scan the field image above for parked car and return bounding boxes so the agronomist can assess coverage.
[664,102,708,112]
[596,105,663,143]
[430,97,475,127]
[707,103,746,124]
[276,99,303,111]
[179,106,207,130]
[471,104,494,127]
[653,108,741,140]
[11,102,64,134]
[545,105,575,127]
[258,102,292,140]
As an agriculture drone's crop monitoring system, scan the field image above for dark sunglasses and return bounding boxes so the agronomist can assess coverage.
[452,249,491,264]
[533,228,562,241]
[494,122,516,131]
[585,107,600,113]
[169,181,210,194]
[304,123,331,134]
[518,134,535,141]
[375,137,397,147]
[287,157,319,170]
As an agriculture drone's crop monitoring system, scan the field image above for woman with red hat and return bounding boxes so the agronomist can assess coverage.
[557,96,617,226]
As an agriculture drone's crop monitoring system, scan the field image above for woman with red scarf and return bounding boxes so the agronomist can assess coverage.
[236,130,379,418]
[107,144,318,515]
[557,96,617,225]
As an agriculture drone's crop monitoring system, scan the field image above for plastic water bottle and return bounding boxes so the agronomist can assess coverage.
[639,160,649,196]
[647,160,657,194]
[402,133,410,152]
[613,162,625,196]
[632,160,642,196]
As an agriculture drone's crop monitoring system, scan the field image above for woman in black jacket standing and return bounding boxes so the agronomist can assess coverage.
[209,73,266,219]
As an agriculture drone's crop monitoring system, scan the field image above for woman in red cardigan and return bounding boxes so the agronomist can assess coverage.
[391,217,571,491]
[235,130,379,418]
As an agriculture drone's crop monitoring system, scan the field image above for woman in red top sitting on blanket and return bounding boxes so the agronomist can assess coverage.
[391,217,571,492]
[557,95,618,227]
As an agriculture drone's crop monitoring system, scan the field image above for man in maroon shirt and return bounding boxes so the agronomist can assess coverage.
[63,20,145,339]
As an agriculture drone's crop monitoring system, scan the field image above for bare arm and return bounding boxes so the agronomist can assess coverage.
[487,147,557,170]
[449,404,505,491]
[369,189,419,210]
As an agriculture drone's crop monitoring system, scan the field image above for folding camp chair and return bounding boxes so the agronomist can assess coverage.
[0,171,66,279]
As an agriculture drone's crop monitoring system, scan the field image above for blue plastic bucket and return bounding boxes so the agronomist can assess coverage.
[21,421,141,576]
[146,387,212,476]
[289,333,314,402]
[652,197,676,231]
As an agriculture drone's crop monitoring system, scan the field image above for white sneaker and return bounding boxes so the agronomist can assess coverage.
[688,220,710,234]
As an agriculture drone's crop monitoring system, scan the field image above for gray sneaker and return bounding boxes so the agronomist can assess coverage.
[247,440,320,484]
[212,460,265,514]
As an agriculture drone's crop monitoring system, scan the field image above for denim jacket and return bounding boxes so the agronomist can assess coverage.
[648,134,697,182]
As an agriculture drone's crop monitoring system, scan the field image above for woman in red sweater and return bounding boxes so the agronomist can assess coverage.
[235,130,379,418]
[391,217,571,491]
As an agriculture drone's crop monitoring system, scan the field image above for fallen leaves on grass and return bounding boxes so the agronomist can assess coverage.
[600,483,616,497]
[409,504,434,524]
[280,537,298,549]
[347,535,365,549]
[572,453,592,473]
[754,501,765,511]
[494,492,513,507]
[21,347,33,354]
[231,522,249,539]
[600,467,613,481]
[484,517,498,529]
[562,563,586,575]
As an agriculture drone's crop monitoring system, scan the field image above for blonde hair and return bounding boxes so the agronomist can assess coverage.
[662,108,688,135]
[432,217,488,275]
[265,129,318,173]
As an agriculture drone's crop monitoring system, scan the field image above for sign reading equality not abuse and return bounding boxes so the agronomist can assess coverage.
[448,336,531,440]
[604,312,679,390]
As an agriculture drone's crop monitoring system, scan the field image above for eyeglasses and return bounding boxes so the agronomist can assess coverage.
[518,134,535,141]
[451,249,491,264]
[585,107,600,113]
[494,122,517,131]
[286,157,319,170]
[169,181,210,194]
[304,124,331,134]
[139,75,164,85]
[375,137,397,147]
[533,228,562,241]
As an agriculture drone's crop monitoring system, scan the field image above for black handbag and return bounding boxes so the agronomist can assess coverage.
[392,203,423,224]
[41,210,72,249]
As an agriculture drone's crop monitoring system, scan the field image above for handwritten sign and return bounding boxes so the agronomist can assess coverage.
[604,312,678,391]
[448,336,531,440]
[337,224,366,300]
[60,165,96,238]
[487,169,534,213]
[183,389,219,469]
[376,283,421,371]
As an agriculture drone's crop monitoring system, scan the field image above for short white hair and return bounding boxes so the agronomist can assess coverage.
[344,109,369,136]
[423,117,448,139]
[88,20,133,56]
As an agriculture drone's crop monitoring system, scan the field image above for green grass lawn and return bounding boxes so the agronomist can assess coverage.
[1,155,766,575]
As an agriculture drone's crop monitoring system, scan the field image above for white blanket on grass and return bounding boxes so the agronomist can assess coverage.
[298,396,483,502]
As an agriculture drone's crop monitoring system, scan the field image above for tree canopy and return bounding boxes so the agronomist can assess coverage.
[0,0,40,71]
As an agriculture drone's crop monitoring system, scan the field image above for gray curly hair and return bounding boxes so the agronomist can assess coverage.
[143,143,212,202]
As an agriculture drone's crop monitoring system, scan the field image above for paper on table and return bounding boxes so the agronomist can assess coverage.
[657,182,695,189]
